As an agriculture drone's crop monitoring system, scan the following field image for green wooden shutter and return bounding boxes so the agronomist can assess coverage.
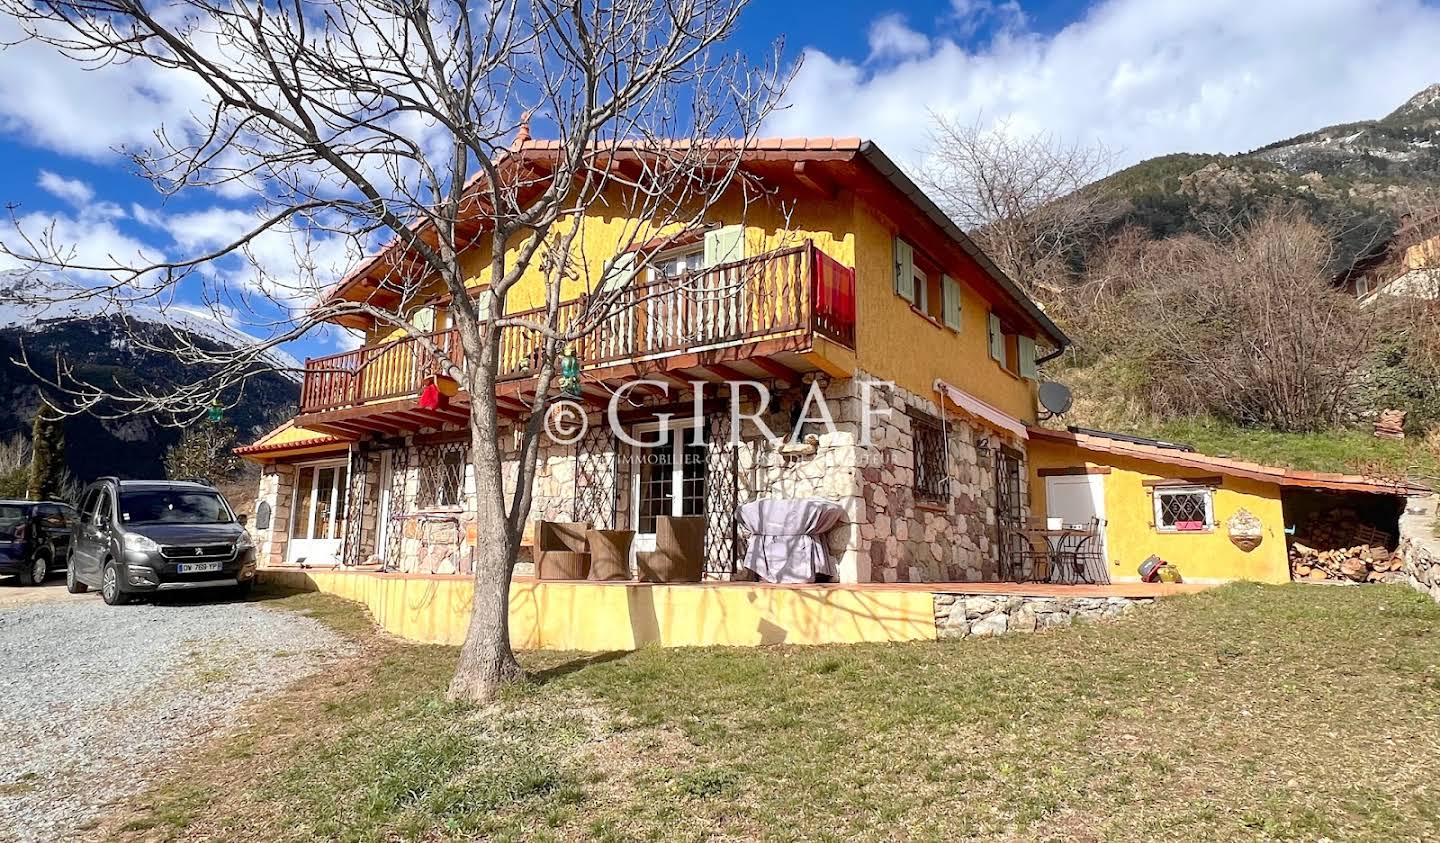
[893,237,914,303]
[412,305,435,333]
[602,251,637,293]
[988,312,1004,362]
[942,274,962,330]
[703,225,745,268]
[1018,336,1037,379]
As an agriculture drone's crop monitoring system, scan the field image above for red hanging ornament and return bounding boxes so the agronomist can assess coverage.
[418,379,445,411]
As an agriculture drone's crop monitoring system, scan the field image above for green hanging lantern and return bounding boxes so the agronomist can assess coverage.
[559,347,582,398]
[206,400,223,423]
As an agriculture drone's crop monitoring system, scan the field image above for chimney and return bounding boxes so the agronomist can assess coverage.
[511,111,533,150]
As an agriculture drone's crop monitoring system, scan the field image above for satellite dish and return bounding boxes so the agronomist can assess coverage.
[1038,381,1073,417]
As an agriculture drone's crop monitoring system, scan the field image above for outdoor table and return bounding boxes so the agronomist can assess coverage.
[1034,527,1101,584]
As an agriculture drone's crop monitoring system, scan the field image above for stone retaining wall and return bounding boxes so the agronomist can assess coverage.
[933,593,1154,639]
[1396,494,1440,604]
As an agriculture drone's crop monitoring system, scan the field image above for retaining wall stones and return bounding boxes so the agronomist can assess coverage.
[932,593,1154,639]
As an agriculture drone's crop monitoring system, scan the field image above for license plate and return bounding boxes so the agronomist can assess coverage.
[176,561,223,574]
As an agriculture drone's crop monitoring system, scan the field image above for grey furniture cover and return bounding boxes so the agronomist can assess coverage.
[739,498,844,583]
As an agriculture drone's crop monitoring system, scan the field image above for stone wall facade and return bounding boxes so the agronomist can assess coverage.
[933,593,1153,638]
[255,372,1029,584]
[1398,493,1440,603]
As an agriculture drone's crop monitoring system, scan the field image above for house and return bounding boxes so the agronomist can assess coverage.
[239,136,1067,586]
[1338,213,1440,304]
[239,135,1425,649]
[1028,427,1422,585]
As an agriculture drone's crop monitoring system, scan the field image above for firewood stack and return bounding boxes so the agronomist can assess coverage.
[1373,409,1407,440]
[1289,541,1404,582]
[1288,507,1404,583]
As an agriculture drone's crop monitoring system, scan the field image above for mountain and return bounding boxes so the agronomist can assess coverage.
[1091,84,1440,269]
[0,313,300,483]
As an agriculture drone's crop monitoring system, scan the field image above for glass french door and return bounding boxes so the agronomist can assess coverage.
[631,422,706,557]
[287,460,350,566]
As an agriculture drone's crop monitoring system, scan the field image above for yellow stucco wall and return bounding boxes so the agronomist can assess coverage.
[262,569,937,649]
[849,198,1038,420]
[365,186,855,345]
[1027,439,1291,584]
[353,181,1041,421]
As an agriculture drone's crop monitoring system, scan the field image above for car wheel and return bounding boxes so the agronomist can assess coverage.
[66,560,88,594]
[101,562,128,606]
[18,552,48,587]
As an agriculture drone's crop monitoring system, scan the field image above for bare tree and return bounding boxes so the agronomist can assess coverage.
[919,115,1114,299]
[1067,211,1375,431]
[0,0,786,701]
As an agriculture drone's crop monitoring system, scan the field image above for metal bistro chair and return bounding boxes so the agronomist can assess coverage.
[1001,523,1053,583]
[1051,518,1106,584]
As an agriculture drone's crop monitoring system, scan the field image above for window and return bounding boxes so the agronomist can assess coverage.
[910,411,947,503]
[1153,486,1215,532]
[417,444,466,508]
[120,490,233,525]
[894,236,961,330]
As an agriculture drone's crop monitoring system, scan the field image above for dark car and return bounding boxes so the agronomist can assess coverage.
[0,500,78,585]
[67,478,257,605]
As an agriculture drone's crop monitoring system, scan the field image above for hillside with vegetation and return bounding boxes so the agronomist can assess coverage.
[1091,84,1440,272]
[925,86,1440,478]
[0,314,298,484]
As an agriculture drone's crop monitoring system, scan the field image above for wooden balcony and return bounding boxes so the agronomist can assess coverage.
[298,241,857,424]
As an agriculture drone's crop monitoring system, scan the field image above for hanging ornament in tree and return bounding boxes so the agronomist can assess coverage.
[559,346,582,398]
[206,400,223,423]
[418,377,445,411]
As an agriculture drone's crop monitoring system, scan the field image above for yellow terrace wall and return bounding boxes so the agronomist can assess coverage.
[261,569,937,649]
[1028,439,1291,584]
[850,197,1038,422]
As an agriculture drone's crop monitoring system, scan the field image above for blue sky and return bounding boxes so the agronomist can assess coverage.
[2,0,1439,363]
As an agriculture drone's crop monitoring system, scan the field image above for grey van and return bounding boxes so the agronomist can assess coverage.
[68,478,257,605]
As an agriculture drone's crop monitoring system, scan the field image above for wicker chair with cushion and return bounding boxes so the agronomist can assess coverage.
[535,520,591,580]
[636,516,706,583]
[586,529,634,581]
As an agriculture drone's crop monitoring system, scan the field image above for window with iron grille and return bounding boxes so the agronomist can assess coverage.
[910,411,947,503]
[1153,486,1213,532]
[416,443,466,508]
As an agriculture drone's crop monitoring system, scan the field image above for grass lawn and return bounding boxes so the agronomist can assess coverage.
[102,583,1440,842]
[1139,418,1440,481]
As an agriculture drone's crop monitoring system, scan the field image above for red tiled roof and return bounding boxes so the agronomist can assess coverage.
[1029,427,1429,496]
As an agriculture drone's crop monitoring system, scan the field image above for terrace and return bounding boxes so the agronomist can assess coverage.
[296,242,857,435]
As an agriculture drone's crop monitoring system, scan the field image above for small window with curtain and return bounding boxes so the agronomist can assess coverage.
[1152,485,1214,532]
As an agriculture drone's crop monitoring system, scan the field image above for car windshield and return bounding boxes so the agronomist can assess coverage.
[119,490,233,525]
[0,504,26,535]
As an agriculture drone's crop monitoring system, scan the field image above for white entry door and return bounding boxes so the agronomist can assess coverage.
[287,460,350,566]
[630,421,706,558]
[1045,474,1107,558]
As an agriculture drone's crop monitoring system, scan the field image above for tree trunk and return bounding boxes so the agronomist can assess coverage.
[447,341,527,704]
[446,529,523,702]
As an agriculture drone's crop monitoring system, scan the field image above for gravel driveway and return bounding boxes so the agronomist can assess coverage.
[0,585,352,842]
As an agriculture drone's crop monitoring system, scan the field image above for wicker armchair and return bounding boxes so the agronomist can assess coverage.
[535,520,591,580]
[636,516,705,583]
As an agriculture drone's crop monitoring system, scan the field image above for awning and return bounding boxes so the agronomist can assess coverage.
[933,379,1029,441]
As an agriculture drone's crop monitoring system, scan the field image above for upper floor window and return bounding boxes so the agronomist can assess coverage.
[894,236,962,331]
[651,246,704,279]
[987,312,1038,380]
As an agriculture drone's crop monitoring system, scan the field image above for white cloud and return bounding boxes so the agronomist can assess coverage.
[37,170,93,206]
[868,15,930,61]
[769,0,1440,173]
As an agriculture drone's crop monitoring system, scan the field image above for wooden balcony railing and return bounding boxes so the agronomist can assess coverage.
[299,241,856,414]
